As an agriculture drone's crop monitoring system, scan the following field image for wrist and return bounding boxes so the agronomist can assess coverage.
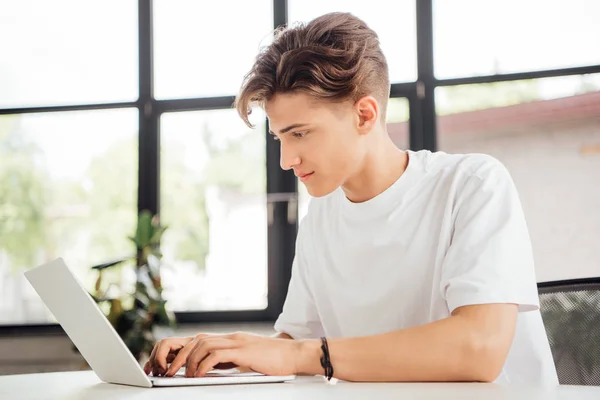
[294,339,322,375]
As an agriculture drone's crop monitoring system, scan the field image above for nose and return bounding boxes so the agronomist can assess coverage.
[279,142,301,171]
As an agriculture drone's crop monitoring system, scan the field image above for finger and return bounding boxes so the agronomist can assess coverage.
[165,339,199,377]
[145,342,160,374]
[196,350,240,377]
[153,355,161,377]
[153,341,168,375]
[195,333,211,340]
[145,353,170,376]
[151,344,162,376]
[156,339,186,373]
[154,340,170,373]
[143,360,151,375]
[149,342,159,363]
[185,338,236,377]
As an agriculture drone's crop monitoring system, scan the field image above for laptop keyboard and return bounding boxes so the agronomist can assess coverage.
[151,370,264,380]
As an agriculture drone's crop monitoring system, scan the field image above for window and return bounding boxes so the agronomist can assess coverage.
[436,75,600,281]
[0,0,284,330]
[0,109,138,324]
[153,0,273,99]
[0,1,138,108]
[386,98,410,150]
[434,0,600,79]
[160,109,268,311]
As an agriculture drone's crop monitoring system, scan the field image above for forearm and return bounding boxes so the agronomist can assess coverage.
[296,311,512,382]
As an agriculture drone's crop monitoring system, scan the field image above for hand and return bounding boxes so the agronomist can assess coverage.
[144,333,231,376]
[164,332,305,378]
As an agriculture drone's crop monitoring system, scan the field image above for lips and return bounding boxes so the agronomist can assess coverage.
[296,172,314,182]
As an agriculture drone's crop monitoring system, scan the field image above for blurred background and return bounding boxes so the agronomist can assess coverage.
[0,0,599,375]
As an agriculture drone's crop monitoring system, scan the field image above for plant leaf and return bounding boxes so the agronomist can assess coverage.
[90,257,133,270]
[150,226,167,245]
[136,210,153,248]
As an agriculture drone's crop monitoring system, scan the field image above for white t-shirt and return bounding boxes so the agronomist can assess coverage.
[274,150,558,385]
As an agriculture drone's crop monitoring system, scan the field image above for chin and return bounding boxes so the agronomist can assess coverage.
[305,183,338,198]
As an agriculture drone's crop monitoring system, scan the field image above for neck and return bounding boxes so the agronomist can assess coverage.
[342,133,408,203]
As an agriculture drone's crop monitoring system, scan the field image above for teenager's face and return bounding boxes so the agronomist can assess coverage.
[265,92,370,197]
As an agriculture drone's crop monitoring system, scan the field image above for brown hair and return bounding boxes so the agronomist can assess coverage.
[235,12,390,128]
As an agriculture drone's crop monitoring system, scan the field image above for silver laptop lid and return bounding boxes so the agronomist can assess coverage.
[25,258,152,388]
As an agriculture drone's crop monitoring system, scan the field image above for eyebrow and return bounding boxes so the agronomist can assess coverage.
[268,123,309,135]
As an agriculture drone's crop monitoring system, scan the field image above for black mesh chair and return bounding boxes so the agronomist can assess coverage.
[538,278,600,386]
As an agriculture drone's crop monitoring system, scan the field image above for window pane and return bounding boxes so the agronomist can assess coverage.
[288,0,417,83]
[298,97,410,222]
[0,109,138,324]
[386,97,410,150]
[154,0,273,99]
[160,109,267,311]
[0,1,138,108]
[434,0,600,79]
[436,75,600,281]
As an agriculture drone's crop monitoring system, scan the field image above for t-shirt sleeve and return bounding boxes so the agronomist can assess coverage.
[273,219,324,339]
[441,159,540,314]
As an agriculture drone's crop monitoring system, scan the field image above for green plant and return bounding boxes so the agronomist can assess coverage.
[90,210,176,360]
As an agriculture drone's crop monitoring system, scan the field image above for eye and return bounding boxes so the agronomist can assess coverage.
[292,131,307,138]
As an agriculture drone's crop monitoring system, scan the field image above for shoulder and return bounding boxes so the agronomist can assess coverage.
[417,150,506,176]
[414,150,512,188]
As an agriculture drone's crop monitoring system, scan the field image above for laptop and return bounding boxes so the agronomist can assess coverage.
[24,258,296,388]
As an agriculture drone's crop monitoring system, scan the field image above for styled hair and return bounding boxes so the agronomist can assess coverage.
[235,12,390,127]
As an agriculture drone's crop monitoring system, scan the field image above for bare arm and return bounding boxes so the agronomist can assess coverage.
[149,304,518,381]
[296,304,518,382]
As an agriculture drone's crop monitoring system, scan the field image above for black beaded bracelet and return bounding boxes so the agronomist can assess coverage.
[319,337,334,381]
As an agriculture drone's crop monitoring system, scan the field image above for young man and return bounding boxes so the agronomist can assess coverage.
[144,12,558,384]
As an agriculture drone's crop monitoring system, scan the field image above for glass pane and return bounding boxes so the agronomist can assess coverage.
[154,0,273,99]
[386,97,410,150]
[434,0,600,79]
[0,109,138,324]
[298,97,410,222]
[289,0,416,84]
[436,75,600,281]
[0,1,138,108]
[160,109,267,311]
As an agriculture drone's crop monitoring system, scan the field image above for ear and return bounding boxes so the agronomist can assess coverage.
[354,96,379,135]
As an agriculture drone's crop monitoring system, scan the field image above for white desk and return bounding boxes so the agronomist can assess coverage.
[1,371,600,400]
